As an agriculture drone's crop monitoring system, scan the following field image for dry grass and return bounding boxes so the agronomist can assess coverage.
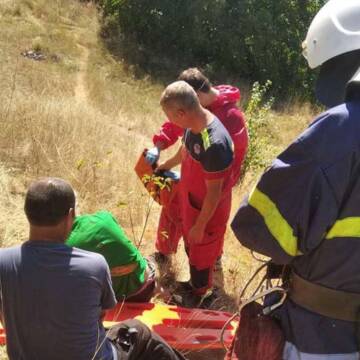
[0,1,316,359]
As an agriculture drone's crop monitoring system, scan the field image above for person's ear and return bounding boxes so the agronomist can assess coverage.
[176,109,186,118]
[69,208,75,220]
[63,208,75,238]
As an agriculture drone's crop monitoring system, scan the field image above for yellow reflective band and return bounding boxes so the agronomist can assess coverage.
[201,129,211,151]
[326,217,360,239]
[249,188,298,256]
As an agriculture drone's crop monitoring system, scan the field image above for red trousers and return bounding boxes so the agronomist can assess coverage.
[155,151,233,293]
[155,190,182,255]
[182,191,232,271]
[156,190,231,294]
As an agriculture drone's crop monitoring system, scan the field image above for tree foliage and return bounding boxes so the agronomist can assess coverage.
[99,0,327,100]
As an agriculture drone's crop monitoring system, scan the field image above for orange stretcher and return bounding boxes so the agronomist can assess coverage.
[103,302,239,350]
[0,302,238,351]
[0,328,5,346]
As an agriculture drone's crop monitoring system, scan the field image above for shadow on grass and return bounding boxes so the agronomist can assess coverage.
[98,18,180,86]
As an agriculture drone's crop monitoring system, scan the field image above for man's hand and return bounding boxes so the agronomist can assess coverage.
[187,178,224,245]
[155,144,183,172]
[156,162,171,172]
[145,147,160,165]
[188,223,205,245]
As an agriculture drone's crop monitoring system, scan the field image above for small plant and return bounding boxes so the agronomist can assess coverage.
[31,37,43,53]
[141,174,172,193]
[242,81,274,175]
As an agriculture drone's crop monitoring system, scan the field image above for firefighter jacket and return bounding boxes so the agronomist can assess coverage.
[231,101,360,359]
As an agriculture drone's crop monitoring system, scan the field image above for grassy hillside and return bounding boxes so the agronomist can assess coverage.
[0,1,315,358]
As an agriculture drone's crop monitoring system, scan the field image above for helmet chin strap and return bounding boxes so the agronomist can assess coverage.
[316,50,360,108]
[346,67,360,102]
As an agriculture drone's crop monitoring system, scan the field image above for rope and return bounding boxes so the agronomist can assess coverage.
[220,287,287,352]
[221,258,286,353]
[220,312,240,352]
[251,251,268,263]
[239,260,270,299]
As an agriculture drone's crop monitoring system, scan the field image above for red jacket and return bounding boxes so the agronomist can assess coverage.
[153,85,248,184]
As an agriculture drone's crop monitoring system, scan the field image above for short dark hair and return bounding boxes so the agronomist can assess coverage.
[24,178,75,226]
[178,68,212,93]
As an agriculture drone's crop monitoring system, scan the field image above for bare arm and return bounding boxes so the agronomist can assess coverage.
[197,178,223,228]
[156,144,183,171]
[188,178,224,244]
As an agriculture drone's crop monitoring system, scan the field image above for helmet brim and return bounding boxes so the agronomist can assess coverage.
[316,50,360,108]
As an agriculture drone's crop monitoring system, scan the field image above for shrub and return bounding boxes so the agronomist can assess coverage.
[242,80,274,175]
[98,0,326,100]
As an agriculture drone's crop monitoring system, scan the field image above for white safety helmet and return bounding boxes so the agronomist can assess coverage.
[303,0,360,69]
[303,0,360,107]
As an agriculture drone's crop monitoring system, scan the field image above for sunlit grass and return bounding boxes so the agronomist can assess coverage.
[0,1,316,359]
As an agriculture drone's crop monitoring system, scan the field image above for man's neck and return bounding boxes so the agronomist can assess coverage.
[199,87,219,108]
[190,108,214,134]
[28,225,67,244]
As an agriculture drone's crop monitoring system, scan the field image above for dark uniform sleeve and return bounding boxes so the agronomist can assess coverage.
[202,142,233,180]
[0,282,3,324]
[231,138,339,264]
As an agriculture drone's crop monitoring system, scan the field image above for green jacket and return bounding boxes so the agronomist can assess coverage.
[67,211,147,300]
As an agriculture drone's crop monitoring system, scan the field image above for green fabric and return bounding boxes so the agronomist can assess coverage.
[66,211,147,299]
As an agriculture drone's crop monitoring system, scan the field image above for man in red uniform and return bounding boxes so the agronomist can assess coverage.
[157,81,235,306]
[146,68,248,265]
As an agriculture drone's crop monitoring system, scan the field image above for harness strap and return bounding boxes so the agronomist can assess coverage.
[290,272,360,322]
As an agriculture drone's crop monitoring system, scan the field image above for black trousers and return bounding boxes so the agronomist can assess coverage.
[107,319,187,360]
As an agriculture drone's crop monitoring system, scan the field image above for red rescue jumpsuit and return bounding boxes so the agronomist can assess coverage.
[181,139,234,293]
[153,86,248,268]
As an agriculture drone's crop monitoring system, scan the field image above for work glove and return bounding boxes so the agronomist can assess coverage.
[145,147,160,165]
[162,170,180,181]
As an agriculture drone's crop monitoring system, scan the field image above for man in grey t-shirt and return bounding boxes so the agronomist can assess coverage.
[0,178,185,360]
[0,178,116,360]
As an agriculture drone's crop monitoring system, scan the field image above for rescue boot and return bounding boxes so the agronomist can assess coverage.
[170,282,221,309]
[151,252,170,266]
[214,256,223,272]
[174,280,193,293]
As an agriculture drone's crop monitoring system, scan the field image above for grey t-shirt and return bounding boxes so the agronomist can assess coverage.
[0,241,117,360]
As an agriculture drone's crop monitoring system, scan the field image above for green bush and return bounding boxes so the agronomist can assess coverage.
[242,80,276,175]
[99,0,326,100]
[243,81,273,172]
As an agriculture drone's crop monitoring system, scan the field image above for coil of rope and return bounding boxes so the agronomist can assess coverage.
[220,259,287,352]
